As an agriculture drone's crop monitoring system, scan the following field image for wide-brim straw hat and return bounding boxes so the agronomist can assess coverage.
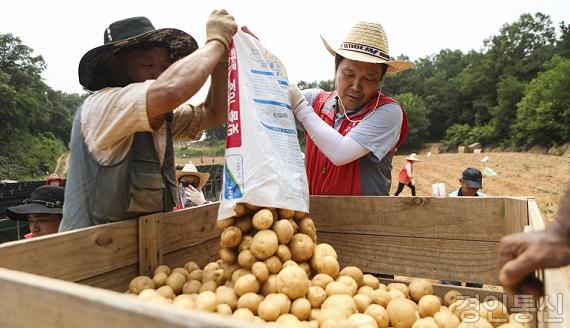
[321,21,414,74]
[406,153,421,162]
[79,16,198,91]
[176,162,210,189]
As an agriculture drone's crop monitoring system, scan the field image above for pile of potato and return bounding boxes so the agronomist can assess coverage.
[127,204,527,328]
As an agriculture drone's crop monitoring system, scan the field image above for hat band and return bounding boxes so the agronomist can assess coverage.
[339,42,390,61]
[23,199,63,208]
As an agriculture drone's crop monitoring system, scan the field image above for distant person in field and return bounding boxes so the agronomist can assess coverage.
[6,186,64,238]
[499,183,570,297]
[288,21,411,196]
[394,153,421,196]
[448,167,487,197]
[175,162,210,209]
[59,12,237,231]
[45,173,64,187]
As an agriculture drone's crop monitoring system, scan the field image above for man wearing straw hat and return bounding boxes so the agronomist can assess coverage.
[175,161,210,209]
[394,153,421,196]
[59,12,238,231]
[289,21,413,196]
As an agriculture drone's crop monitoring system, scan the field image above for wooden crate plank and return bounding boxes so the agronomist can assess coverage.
[318,231,500,284]
[310,196,506,242]
[139,214,162,276]
[504,198,529,236]
[159,203,220,254]
[163,237,220,270]
[0,268,258,328]
[78,264,138,293]
[0,220,138,282]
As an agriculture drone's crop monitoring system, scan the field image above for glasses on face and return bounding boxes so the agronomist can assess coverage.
[180,180,199,188]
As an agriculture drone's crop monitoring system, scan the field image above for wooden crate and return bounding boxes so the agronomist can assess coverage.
[0,196,567,327]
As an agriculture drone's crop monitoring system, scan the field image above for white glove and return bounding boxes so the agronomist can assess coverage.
[184,186,207,205]
[288,84,308,116]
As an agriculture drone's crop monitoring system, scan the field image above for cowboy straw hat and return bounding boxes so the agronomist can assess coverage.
[78,16,198,91]
[406,153,421,162]
[176,162,210,189]
[321,21,414,74]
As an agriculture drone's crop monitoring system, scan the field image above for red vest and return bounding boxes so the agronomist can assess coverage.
[305,91,407,195]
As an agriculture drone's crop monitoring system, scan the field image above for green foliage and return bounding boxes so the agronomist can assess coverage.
[297,80,334,91]
[489,75,526,143]
[175,140,226,157]
[0,33,83,180]
[511,55,570,147]
[394,93,430,150]
[442,124,495,149]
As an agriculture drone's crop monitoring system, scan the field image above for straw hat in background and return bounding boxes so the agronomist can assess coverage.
[406,153,421,162]
[176,161,210,189]
[320,21,414,74]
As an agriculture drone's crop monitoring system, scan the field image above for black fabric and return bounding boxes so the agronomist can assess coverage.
[104,17,155,44]
[6,186,64,220]
[394,182,416,196]
[462,167,483,188]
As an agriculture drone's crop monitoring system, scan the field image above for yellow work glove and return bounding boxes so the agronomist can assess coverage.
[206,9,238,51]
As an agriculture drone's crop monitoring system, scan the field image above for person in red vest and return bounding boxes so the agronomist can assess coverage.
[394,153,421,196]
[288,21,413,196]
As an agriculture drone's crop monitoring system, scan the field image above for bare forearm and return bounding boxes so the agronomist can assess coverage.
[201,60,229,129]
[147,41,225,119]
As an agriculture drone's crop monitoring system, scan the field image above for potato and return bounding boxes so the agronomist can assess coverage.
[363,274,380,290]
[298,218,317,242]
[387,283,410,298]
[288,219,300,233]
[153,272,168,288]
[386,298,419,328]
[252,209,274,230]
[183,280,202,294]
[418,295,441,317]
[326,281,353,296]
[412,318,438,328]
[220,226,243,248]
[294,211,308,220]
[409,279,433,302]
[219,247,237,264]
[216,217,235,229]
[315,255,340,278]
[245,203,260,211]
[388,288,407,300]
[195,291,218,312]
[307,286,327,308]
[234,216,253,235]
[184,261,200,274]
[215,285,238,310]
[299,262,311,276]
[199,280,218,293]
[156,285,175,300]
[234,273,260,296]
[498,323,526,328]
[188,269,204,281]
[261,274,278,295]
[258,299,281,321]
[273,219,295,244]
[238,249,257,269]
[234,203,248,216]
[289,298,311,320]
[457,318,493,328]
[479,299,508,327]
[289,233,315,262]
[434,311,460,328]
[172,294,195,309]
[138,288,162,300]
[358,286,375,299]
[444,290,463,307]
[251,230,279,260]
[354,293,373,313]
[265,255,283,274]
[371,289,391,308]
[337,275,358,295]
[312,273,334,289]
[311,243,337,262]
[129,276,155,295]
[239,235,253,252]
[276,244,292,262]
[449,298,480,321]
[283,260,298,268]
[216,303,233,315]
[277,265,310,299]
[203,268,225,285]
[252,261,270,282]
[165,272,187,294]
[232,308,255,321]
[277,313,299,323]
[349,313,378,327]
[366,304,389,328]
[172,267,190,278]
[321,294,358,317]
[237,292,263,314]
[266,293,291,315]
[154,265,171,276]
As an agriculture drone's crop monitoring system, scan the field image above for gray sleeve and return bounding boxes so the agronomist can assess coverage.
[346,103,403,160]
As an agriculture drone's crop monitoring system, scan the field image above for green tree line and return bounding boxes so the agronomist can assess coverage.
[0,34,86,180]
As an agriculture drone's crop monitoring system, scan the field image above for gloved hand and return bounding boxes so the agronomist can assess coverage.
[288,84,308,115]
[206,9,238,51]
[184,186,207,206]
